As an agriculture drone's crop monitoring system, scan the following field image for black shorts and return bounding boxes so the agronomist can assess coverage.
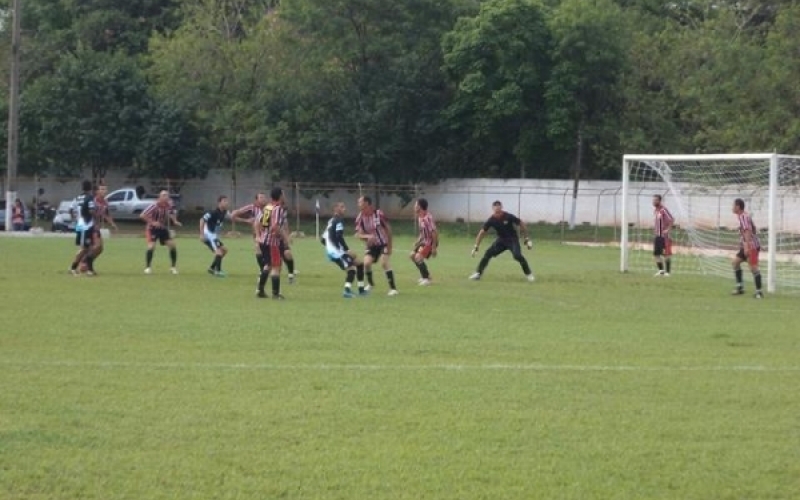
[653,236,672,257]
[147,227,170,246]
[366,245,386,261]
[487,238,522,258]
[204,237,223,252]
[75,229,93,248]
[259,242,283,267]
[331,253,355,271]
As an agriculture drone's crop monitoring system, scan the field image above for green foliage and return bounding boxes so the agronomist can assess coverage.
[21,49,151,179]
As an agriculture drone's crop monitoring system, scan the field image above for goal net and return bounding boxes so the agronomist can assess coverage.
[620,154,800,292]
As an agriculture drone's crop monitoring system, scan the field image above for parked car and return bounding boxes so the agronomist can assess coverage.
[0,200,32,230]
[51,199,77,232]
[105,187,182,220]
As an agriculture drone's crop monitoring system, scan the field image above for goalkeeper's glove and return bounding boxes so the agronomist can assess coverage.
[471,245,479,257]
[524,237,533,250]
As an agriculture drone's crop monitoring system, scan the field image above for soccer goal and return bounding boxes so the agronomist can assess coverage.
[620,154,800,293]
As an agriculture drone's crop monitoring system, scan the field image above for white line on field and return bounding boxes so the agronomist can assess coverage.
[0,359,799,373]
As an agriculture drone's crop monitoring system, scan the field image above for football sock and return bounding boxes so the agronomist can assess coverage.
[386,270,396,290]
[256,254,264,270]
[169,248,177,266]
[665,259,671,273]
[356,264,365,281]
[70,259,79,271]
[418,261,430,279]
[754,271,762,291]
[346,269,356,287]
[735,269,743,287]
[85,256,95,271]
[657,261,664,271]
[257,271,269,292]
[271,275,281,296]
[366,270,374,286]
[146,249,154,267]
[286,258,295,275]
[212,255,222,271]
[519,258,532,276]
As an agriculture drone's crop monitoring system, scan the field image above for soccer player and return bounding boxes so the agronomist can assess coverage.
[200,195,230,277]
[140,190,182,275]
[255,187,290,299]
[410,198,438,286]
[469,201,534,282]
[82,184,117,275]
[277,197,297,284]
[231,193,268,272]
[355,195,398,296]
[652,194,674,277]
[68,180,96,276]
[731,198,763,298]
[322,201,367,298]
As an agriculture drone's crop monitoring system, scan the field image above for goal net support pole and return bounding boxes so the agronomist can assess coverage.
[620,153,800,293]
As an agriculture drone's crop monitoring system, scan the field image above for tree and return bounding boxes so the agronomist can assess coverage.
[544,0,627,226]
[441,0,552,178]
[21,49,151,180]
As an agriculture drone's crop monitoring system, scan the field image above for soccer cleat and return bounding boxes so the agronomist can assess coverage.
[85,270,96,277]
[754,291,764,299]
[663,272,670,277]
[214,271,227,278]
[288,273,295,284]
[144,267,152,275]
[731,287,745,295]
[654,270,665,277]
[256,290,267,298]
[526,274,535,282]
[207,268,216,275]
[388,289,399,296]
[170,267,179,275]
[469,272,481,280]
[272,294,286,300]
[343,290,354,299]
[365,284,372,291]
[70,269,80,276]
[358,289,369,296]
[418,278,431,286]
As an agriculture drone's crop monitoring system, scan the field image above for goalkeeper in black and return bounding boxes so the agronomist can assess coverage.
[469,201,535,282]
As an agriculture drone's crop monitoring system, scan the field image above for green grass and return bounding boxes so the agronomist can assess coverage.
[1,233,798,499]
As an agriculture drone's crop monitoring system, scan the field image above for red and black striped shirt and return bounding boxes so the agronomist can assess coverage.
[654,206,674,237]
[257,203,286,245]
[355,209,389,246]
[418,211,437,246]
[142,201,173,228]
[738,212,761,250]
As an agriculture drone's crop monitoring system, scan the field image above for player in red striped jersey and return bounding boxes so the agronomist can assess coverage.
[81,184,117,275]
[255,187,290,299]
[652,195,674,277]
[140,190,182,275]
[231,193,268,272]
[355,195,398,296]
[410,198,438,286]
[731,198,763,298]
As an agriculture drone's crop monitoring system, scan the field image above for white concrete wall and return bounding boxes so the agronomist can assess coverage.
[5,171,800,231]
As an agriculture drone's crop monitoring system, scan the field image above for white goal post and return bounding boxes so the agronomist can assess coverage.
[620,153,800,293]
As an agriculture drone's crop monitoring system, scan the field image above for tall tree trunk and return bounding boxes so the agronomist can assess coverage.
[568,122,585,230]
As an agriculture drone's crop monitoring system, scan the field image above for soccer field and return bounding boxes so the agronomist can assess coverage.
[1,234,798,499]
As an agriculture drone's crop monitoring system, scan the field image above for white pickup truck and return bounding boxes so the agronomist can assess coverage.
[105,187,182,220]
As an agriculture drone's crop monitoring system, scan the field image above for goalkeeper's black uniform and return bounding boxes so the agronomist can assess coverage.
[476,211,532,276]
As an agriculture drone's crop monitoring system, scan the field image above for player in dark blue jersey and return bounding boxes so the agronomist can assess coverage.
[321,202,367,298]
[469,201,534,282]
[69,180,97,276]
[200,195,230,277]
